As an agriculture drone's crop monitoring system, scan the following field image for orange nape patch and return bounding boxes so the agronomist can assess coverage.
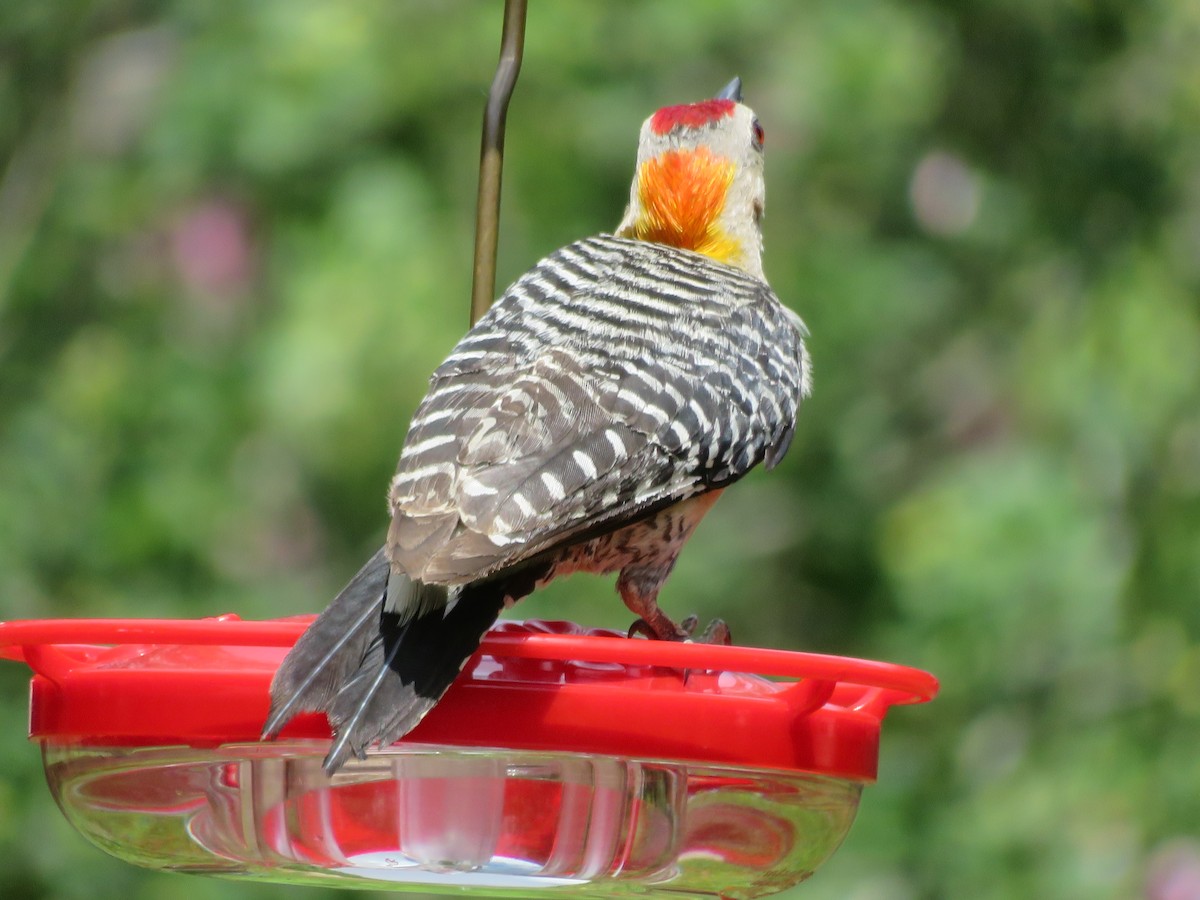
[630,147,741,264]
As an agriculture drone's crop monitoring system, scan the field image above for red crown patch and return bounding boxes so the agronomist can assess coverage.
[650,99,736,135]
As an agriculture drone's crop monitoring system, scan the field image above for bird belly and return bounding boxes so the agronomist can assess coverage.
[537,489,724,587]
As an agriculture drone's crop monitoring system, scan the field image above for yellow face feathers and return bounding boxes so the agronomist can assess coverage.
[624,147,742,266]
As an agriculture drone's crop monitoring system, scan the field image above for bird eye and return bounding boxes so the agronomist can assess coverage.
[751,118,765,150]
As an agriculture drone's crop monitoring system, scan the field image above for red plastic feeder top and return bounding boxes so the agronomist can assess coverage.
[0,615,936,782]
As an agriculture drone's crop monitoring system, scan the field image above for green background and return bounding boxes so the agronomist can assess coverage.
[2,2,1199,898]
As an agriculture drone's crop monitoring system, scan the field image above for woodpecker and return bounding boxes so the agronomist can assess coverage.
[264,78,811,773]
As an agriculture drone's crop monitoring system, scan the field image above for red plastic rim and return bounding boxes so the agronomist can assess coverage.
[0,616,938,781]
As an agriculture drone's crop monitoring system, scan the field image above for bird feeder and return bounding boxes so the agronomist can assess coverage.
[1,2,939,895]
[0,616,935,896]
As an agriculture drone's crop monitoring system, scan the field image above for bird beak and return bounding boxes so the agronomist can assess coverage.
[714,76,743,103]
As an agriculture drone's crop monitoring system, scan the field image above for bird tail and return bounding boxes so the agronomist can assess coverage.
[262,547,507,774]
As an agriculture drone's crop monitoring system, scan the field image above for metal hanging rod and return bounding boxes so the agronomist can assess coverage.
[469,0,528,326]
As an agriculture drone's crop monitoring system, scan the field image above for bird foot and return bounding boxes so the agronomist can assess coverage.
[627,615,732,645]
[693,616,732,646]
[627,618,678,640]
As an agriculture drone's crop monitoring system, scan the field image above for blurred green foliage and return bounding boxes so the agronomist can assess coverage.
[2,1,1199,898]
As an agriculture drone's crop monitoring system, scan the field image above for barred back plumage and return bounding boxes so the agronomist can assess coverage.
[388,235,808,585]
[265,85,811,774]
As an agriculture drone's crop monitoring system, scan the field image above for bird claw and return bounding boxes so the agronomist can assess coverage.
[626,615,732,645]
[626,615,691,641]
[677,614,732,645]
[626,618,659,640]
[626,614,733,687]
[694,617,732,646]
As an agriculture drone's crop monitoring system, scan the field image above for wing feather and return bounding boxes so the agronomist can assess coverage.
[386,236,809,585]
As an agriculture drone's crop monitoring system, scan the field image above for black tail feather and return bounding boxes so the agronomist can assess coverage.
[321,584,508,772]
[263,548,390,739]
[264,547,516,774]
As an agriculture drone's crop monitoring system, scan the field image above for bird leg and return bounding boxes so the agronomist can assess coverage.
[618,571,731,645]
[618,569,691,640]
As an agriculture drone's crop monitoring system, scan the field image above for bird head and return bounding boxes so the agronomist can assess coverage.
[616,77,767,279]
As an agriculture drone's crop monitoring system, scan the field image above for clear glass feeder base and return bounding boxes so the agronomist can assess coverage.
[45,741,862,898]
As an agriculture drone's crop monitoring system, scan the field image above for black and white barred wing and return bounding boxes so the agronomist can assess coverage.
[386,236,810,585]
